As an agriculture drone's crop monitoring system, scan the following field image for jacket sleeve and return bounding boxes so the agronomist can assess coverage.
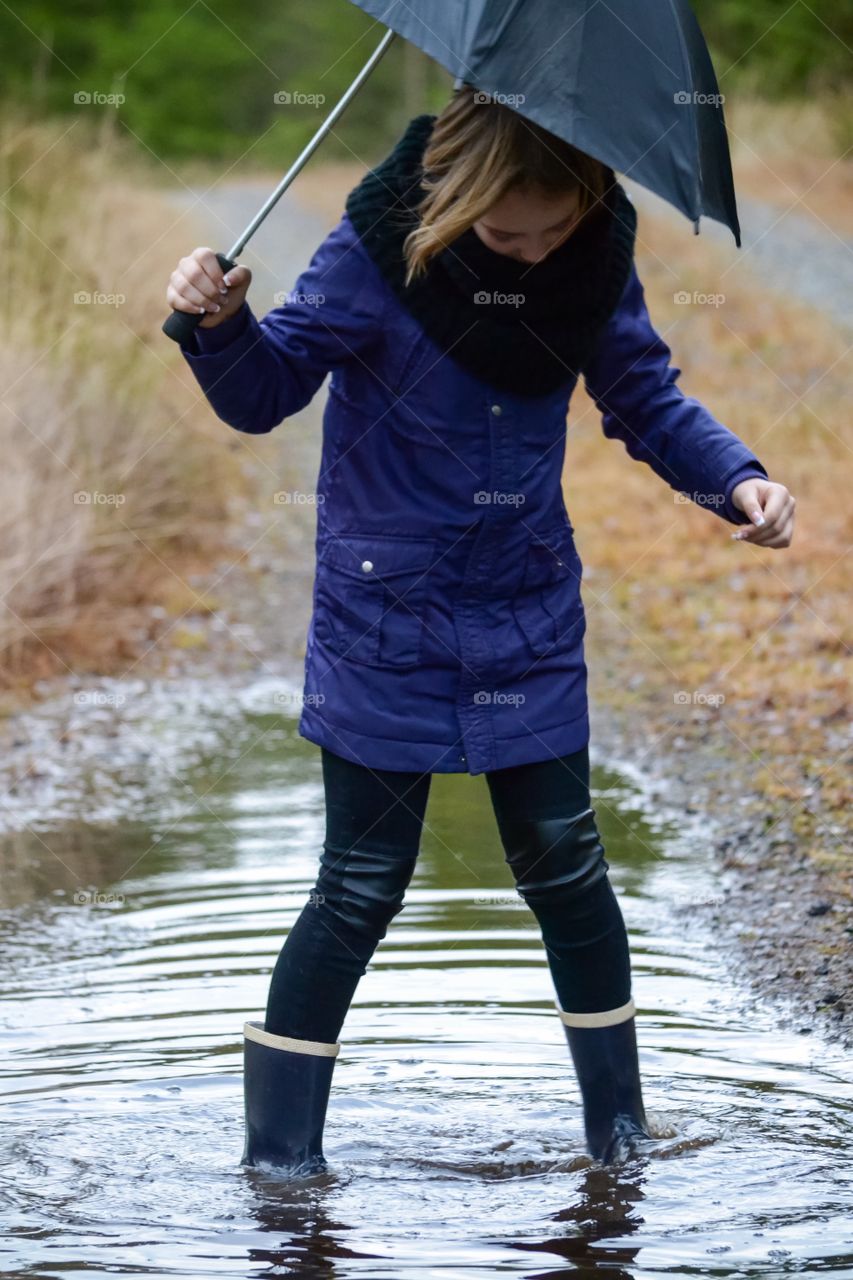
[582,263,769,525]
[178,211,386,434]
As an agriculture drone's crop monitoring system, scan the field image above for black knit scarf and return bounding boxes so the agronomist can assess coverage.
[344,113,638,397]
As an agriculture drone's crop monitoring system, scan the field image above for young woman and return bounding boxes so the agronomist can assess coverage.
[169,86,795,1172]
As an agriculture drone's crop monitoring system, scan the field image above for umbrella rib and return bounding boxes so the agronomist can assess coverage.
[663,0,703,224]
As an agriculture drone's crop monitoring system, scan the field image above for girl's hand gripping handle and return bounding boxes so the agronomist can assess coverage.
[162,247,252,345]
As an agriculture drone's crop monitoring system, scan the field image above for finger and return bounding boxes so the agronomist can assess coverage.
[732,493,794,542]
[222,263,251,288]
[768,510,796,546]
[172,271,221,312]
[166,283,206,315]
[746,526,784,547]
[180,256,223,302]
[736,521,781,545]
[735,513,795,548]
[736,485,765,524]
[762,524,795,548]
[759,487,790,527]
[731,521,763,541]
[192,247,230,291]
[747,497,796,545]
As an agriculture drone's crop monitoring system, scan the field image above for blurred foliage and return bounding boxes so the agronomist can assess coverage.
[0,0,850,164]
[1,0,451,166]
[694,0,852,97]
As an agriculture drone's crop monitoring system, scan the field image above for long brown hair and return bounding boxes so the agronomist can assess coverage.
[402,85,611,286]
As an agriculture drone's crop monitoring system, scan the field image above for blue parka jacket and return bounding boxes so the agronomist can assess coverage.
[180,200,768,776]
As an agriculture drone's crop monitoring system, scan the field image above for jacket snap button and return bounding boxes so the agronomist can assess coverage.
[490,403,503,416]
[361,560,374,573]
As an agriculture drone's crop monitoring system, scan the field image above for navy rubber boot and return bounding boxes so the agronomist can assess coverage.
[558,1000,651,1163]
[240,1020,340,1175]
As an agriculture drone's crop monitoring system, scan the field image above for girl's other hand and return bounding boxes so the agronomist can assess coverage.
[730,478,796,547]
[166,247,253,328]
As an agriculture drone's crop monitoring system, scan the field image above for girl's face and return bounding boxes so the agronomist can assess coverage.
[472,184,583,264]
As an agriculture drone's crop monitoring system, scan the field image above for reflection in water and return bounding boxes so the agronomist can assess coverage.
[1,682,852,1276]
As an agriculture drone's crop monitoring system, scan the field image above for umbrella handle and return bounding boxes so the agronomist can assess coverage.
[162,252,239,346]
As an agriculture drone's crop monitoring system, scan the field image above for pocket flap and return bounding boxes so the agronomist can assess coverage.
[318,532,436,581]
[523,523,581,589]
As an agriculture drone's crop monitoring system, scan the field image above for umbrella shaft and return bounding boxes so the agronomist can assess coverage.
[226,26,397,260]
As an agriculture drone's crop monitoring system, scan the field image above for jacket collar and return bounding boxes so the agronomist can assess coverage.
[345,113,638,398]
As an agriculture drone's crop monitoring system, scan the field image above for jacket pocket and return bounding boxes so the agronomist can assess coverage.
[512,522,586,659]
[314,532,436,669]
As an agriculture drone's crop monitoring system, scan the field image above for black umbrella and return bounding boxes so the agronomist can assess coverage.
[351,0,740,244]
[164,0,739,346]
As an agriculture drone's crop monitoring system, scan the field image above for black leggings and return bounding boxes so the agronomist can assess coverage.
[264,744,633,1044]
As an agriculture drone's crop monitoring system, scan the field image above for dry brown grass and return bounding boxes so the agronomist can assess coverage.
[568,198,851,857]
[726,93,853,236]
[0,109,246,696]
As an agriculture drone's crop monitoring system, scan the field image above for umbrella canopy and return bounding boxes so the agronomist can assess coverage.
[349,0,741,246]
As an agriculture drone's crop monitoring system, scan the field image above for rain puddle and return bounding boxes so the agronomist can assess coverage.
[1,676,851,1277]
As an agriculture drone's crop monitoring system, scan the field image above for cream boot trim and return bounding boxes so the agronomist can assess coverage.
[555,997,636,1028]
[244,1019,341,1057]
